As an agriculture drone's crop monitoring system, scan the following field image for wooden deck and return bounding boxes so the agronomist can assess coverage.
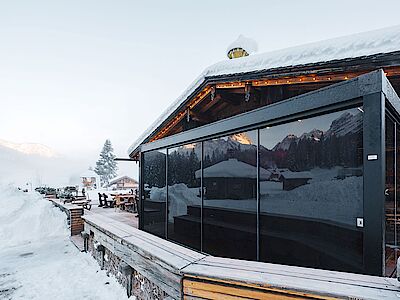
[87,205,138,228]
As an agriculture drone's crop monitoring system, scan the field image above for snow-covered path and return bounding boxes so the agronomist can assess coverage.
[0,185,129,300]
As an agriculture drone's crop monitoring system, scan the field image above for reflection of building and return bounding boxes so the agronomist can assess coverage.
[127,26,400,277]
[337,167,363,180]
[107,175,138,190]
[195,158,271,199]
[279,171,312,191]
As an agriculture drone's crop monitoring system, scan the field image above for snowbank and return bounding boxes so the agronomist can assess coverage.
[0,184,129,299]
[0,184,68,248]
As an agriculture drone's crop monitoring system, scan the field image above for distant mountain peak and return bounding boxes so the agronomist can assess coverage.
[0,139,58,158]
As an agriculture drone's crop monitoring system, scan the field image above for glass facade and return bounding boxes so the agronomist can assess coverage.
[142,149,166,238]
[140,107,366,273]
[203,131,258,260]
[167,144,201,250]
[259,108,364,273]
[385,114,400,276]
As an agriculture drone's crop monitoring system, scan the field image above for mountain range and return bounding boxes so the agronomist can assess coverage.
[0,139,59,158]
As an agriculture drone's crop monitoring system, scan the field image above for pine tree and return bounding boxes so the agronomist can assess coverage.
[94,139,118,186]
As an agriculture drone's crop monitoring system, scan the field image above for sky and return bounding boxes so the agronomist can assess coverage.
[1,0,400,182]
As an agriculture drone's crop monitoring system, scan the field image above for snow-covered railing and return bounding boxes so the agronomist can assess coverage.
[48,199,84,236]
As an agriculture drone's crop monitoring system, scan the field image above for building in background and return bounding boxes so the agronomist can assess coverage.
[80,170,100,190]
[107,175,138,190]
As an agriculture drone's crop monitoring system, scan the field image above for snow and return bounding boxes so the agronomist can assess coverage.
[195,158,271,180]
[128,25,400,155]
[148,184,200,221]
[202,168,362,226]
[108,175,138,185]
[80,170,98,178]
[148,167,361,226]
[280,171,313,179]
[0,138,59,158]
[226,34,258,54]
[0,184,129,299]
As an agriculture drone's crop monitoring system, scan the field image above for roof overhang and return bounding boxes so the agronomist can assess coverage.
[128,25,400,158]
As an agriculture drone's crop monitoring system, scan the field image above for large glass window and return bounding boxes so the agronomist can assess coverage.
[167,144,201,250]
[202,130,258,260]
[385,114,400,277]
[142,149,166,238]
[259,108,364,273]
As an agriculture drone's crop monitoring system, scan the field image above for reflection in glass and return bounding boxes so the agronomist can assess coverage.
[202,131,258,260]
[142,149,166,238]
[259,108,364,273]
[167,144,201,250]
[386,115,397,276]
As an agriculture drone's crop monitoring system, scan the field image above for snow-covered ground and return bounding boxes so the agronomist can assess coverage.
[0,184,129,300]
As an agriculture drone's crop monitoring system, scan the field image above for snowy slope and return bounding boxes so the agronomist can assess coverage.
[0,185,128,299]
[128,25,400,155]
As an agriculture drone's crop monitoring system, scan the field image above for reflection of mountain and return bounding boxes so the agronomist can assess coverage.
[230,132,253,145]
[272,134,297,151]
[270,112,362,152]
[178,132,256,158]
[144,111,363,187]
[261,111,363,171]
[325,111,362,138]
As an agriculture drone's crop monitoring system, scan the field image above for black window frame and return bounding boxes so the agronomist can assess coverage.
[137,70,399,276]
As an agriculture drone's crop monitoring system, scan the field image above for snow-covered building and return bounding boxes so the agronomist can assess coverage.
[195,158,270,199]
[80,170,100,190]
[107,175,138,190]
[279,171,312,191]
[128,26,400,277]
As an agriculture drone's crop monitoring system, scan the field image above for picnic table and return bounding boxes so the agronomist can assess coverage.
[111,193,138,212]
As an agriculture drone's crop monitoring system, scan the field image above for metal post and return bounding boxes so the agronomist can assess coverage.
[200,141,204,252]
[363,92,385,276]
[256,129,260,261]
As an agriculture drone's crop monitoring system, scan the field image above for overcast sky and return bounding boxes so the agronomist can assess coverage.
[1,0,400,179]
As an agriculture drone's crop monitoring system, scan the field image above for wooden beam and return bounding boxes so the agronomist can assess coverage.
[150,67,400,142]
[183,277,339,300]
[199,94,223,113]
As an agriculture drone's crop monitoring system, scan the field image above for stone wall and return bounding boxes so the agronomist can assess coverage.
[87,231,170,299]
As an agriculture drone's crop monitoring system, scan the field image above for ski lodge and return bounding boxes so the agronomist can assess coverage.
[128,26,400,278]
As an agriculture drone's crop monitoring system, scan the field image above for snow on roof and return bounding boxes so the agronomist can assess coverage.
[128,25,400,155]
[195,158,271,180]
[108,175,137,185]
[226,34,258,54]
[280,171,313,179]
[80,170,98,178]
